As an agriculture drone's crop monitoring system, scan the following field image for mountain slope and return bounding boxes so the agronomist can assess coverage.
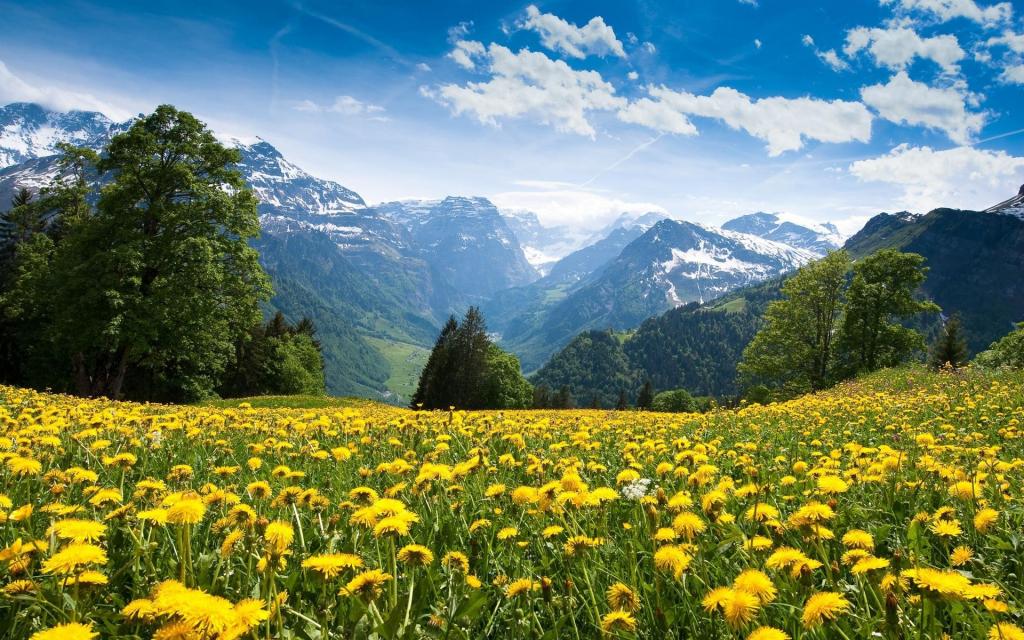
[375,197,538,301]
[844,199,1024,353]
[722,212,841,255]
[0,102,116,167]
[501,219,812,371]
[533,185,1024,404]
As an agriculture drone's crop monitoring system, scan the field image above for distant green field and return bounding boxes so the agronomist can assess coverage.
[711,297,747,313]
[366,337,430,403]
[199,395,370,409]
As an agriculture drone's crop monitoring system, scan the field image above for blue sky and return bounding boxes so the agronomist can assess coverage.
[2,0,1023,233]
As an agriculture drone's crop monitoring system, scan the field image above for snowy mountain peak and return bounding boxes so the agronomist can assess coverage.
[721,211,842,256]
[984,184,1024,220]
[0,102,116,168]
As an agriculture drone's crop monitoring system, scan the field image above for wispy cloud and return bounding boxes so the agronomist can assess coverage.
[0,59,134,120]
[293,95,388,121]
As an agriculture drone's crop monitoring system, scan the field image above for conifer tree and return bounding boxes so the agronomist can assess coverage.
[555,385,574,409]
[411,316,458,408]
[532,384,551,409]
[930,314,969,369]
[637,379,654,409]
[615,389,628,410]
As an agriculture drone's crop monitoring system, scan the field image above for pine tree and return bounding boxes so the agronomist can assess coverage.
[637,379,654,409]
[452,307,490,408]
[411,316,458,408]
[615,389,628,410]
[555,385,574,409]
[532,383,551,409]
[930,314,968,370]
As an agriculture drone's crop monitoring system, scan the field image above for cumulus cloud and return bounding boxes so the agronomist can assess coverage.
[519,5,626,59]
[844,26,964,73]
[448,40,486,69]
[618,85,873,156]
[0,60,132,120]
[986,30,1024,52]
[859,71,984,143]
[1001,64,1024,83]
[434,44,625,137]
[850,143,1024,211]
[617,97,698,136]
[293,95,386,119]
[879,0,1013,26]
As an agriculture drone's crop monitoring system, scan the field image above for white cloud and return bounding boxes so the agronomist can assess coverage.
[619,85,873,156]
[519,5,626,59]
[0,60,132,120]
[627,71,639,80]
[738,0,759,6]
[754,38,763,49]
[1001,64,1024,83]
[844,26,964,73]
[617,97,698,136]
[879,0,1013,26]
[850,143,1024,211]
[986,30,1024,53]
[448,40,486,69]
[293,95,386,119]
[434,44,625,137]
[642,42,657,54]
[984,30,1024,84]
[447,21,473,43]
[859,71,984,143]
[491,183,667,229]
[819,49,852,71]
[416,62,432,72]
[802,35,851,71]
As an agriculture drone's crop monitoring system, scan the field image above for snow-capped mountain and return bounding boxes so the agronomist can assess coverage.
[0,102,117,167]
[499,208,581,274]
[722,212,842,256]
[230,139,365,216]
[985,183,1024,220]
[374,196,538,299]
[492,218,816,371]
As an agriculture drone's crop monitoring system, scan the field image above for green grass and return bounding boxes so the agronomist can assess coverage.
[366,336,430,403]
[710,297,747,313]
[198,395,370,409]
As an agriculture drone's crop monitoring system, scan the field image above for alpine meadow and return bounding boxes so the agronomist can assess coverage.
[2,1,1024,639]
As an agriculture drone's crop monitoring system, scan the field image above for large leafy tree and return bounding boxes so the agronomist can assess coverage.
[836,249,939,375]
[739,251,851,395]
[975,323,1024,369]
[42,106,270,399]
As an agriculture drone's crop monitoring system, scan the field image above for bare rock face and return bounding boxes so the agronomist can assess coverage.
[1018,183,1023,196]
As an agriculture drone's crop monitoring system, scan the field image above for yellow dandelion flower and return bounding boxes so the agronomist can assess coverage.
[302,553,363,578]
[340,569,392,600]
[397,544,434,566]
[606,582,640,612]
[600,611,637,633]
[801,591,851,628]
[41,543,108,575]
[29,622,97,640]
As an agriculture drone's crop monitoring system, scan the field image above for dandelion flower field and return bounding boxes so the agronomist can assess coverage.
[2,367,1024,639]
